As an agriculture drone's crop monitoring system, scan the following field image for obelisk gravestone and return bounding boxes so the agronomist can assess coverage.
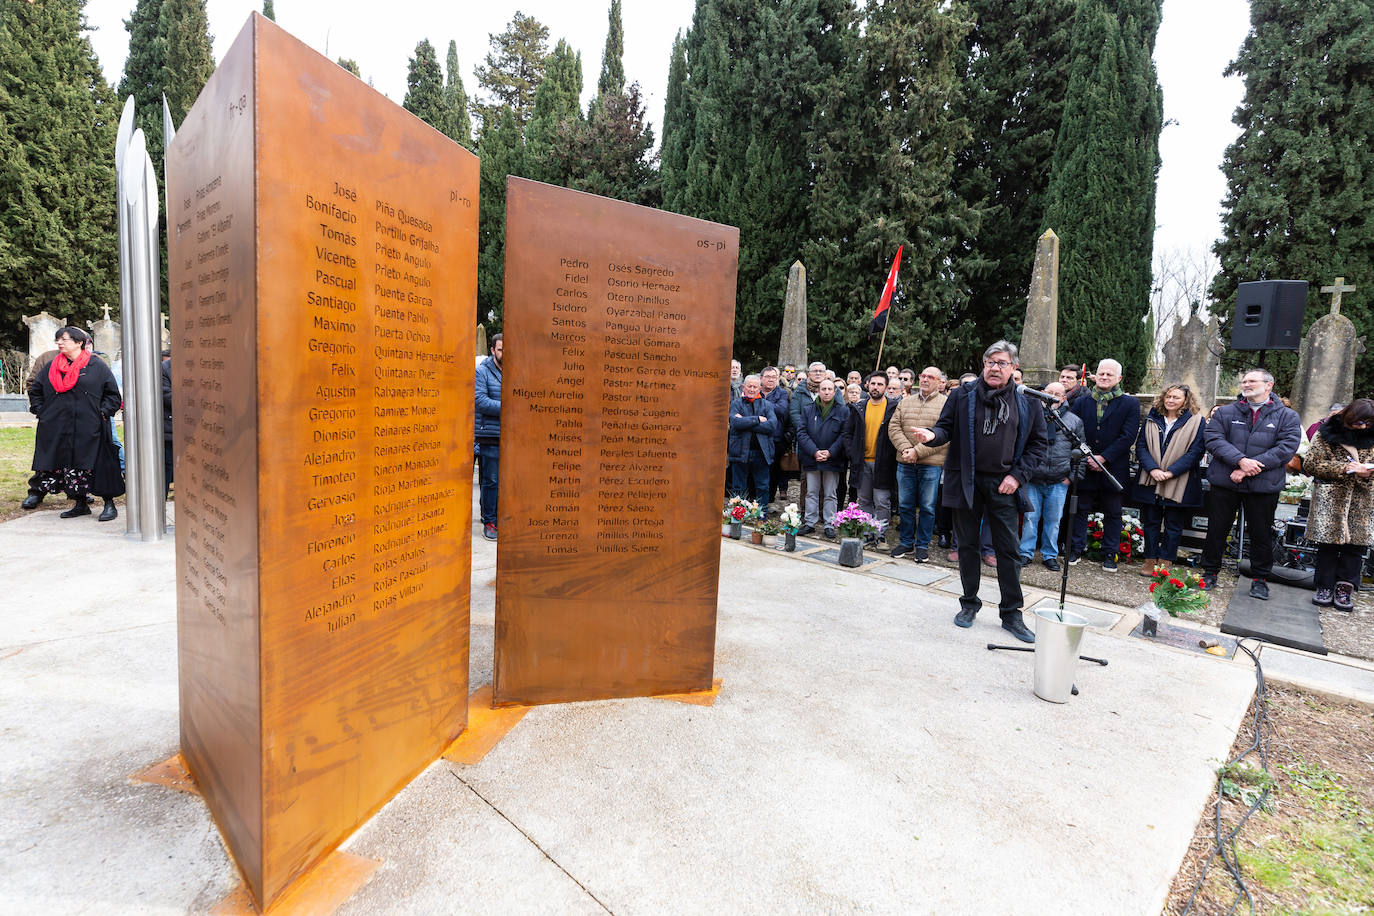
[778,260,807,369]
[1020,229,1059,385]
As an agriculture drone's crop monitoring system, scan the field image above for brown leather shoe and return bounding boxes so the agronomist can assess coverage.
[1139,562,1157,577]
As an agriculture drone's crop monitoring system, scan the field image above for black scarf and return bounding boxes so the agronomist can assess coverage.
[976,378,1014,434]
[1319,415,1374,450]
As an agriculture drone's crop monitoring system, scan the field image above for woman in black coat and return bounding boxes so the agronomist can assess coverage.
[1132,384,1207,575]
[28,327,123,520]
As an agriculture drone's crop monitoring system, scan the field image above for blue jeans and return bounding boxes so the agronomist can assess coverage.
[730,451,771,504]
[111,418,125,472]
[1020,480,1068,560]
[477,441,499,526]
[896,464,942,548]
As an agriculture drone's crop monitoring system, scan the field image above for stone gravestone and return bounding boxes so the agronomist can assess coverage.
[1293,278,1361,429]
[88,304,121,359]
[1019,229,1059,385]
[778,259,807,369]
[496,177,738,706]
[23,311,65,361]
[1160,311,1219,409]
[165,15,477,908]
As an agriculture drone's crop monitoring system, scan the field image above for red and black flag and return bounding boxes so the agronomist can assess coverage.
[869,245,903,338]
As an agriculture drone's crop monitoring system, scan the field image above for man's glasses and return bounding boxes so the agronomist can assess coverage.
[984,359,1012,369]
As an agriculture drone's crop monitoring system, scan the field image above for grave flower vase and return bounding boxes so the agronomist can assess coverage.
[783,532,796,552]
[838,537,864,567]
[1032,609,1089,703]
[722,522,732,537]
[750,529,764,545]
[729,522,742,539]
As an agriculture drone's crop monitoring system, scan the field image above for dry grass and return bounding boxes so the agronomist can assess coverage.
[1165,685,1374,914]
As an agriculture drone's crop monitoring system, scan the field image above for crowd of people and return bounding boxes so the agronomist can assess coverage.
[729,342,1367,641]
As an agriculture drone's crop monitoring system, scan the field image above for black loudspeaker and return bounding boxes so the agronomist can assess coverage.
[1230,280,1308,351]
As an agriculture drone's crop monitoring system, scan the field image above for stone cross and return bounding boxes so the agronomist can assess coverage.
[88,303,122,360]
[777,259,807,370]
[1019,229,1059,386]
[1320,276,1356,314]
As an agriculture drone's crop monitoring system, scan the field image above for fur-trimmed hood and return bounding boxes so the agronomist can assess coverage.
[1318,415,1374,451]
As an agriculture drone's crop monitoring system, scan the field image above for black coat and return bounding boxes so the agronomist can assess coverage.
[1132,409,1206,507]
[1070,390,1141,492]
[846,397,898,489]
[797,399,848,471]
[926,381,1048,510]
[29,355,122,472]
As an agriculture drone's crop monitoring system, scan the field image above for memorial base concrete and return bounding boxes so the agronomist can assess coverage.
[0,494,1269,914]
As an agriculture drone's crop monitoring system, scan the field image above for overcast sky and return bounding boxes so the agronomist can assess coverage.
[82,0,1252,265]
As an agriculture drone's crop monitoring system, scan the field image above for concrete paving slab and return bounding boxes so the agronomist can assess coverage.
[871,562,951,586]
[1,510,1259,915]
[1027,597,1124,630]
[1256,644,1374,705]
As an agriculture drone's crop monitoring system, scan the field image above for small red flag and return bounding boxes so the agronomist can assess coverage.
[869,245,903,337]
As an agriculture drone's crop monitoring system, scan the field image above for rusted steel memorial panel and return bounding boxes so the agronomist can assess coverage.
[166,14,476,908]
[495,178,739,706]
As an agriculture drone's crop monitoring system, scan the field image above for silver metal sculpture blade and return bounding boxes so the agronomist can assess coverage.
[162,94,175,152]
[114,119,169,541]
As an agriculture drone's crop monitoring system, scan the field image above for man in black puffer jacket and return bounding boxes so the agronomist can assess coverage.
[1200,368,1301,599]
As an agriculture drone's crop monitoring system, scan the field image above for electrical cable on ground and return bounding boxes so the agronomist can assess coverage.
[1180,640,1270,916]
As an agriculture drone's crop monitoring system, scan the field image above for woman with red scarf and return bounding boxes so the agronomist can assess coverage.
[27,327,123,520]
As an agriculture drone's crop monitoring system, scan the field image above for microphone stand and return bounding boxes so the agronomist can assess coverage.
[987,398,1112,681]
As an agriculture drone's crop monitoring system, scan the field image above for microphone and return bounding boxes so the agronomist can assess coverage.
[1016,384,1059,404]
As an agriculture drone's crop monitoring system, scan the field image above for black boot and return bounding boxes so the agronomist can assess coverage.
[60,500,92,518]
[98,499,117,522]
[21,492,43,510]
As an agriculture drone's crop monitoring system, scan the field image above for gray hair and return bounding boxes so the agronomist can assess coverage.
[1244,368,1274,384]
[1097,358,1123,376]
[808,361,826,372]
[743,374,762,386]
[983,340,1020,364]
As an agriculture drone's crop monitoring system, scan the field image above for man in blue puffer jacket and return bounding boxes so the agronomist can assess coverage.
[475,334,502,541]
[1199,368,1301,599]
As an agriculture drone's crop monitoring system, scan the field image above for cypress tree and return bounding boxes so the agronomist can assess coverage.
[475,107,526,329]
[1210,0,1374,394]
[592,0,625,113]
[403,39,445,131]
[549,82,659,207]
[337,58,360,78]
[1040,0,1162,389]
[662,0,850,368]
[0,0,119,349]
[158,0,215,127]
[804,0,976,373]
[472,12,549,131]
[953,0,1076,351]
[659,31,688,207]
[262,0,275,21]
[442,40,472,149]
[116,0,165,167]
[525,37,582,180]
